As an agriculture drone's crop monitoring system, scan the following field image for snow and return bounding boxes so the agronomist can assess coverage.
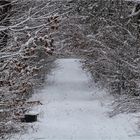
[12,58,140,140]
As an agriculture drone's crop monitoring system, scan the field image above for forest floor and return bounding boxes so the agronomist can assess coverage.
[11,58,140,140]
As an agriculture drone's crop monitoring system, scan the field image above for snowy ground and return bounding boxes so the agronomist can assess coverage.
[12,59,140,140]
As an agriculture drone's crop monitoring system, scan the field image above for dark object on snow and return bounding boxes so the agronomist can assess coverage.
[21,113,38,123]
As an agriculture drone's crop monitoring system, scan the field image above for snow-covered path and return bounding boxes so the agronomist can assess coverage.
[13,59,140,140]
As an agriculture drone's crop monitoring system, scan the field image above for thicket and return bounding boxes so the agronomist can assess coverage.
[61,0,140,116]
[0,0,61,138]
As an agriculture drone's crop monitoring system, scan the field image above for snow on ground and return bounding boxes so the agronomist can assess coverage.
[12,59,140,140]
